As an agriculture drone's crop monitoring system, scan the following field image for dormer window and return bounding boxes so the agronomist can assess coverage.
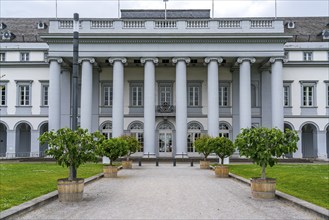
[303,52,313,61]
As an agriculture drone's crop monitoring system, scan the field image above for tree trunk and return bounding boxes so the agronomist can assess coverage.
[261,164,266,179]
[69,165,77,181]
[220,157,224,165]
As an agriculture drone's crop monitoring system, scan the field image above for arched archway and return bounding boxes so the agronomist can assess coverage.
[219,122,232,139]
[128,121,144,152]
[39,123,48,157]
[301,123,317,158]
[187,121,203,152]
[0,123,7,157]
[16,122,31,157]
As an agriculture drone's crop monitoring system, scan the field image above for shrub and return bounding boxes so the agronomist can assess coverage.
[194,135,212,161]
[121,135,141,160]
[96,137,128,166]
[209,136,235,165]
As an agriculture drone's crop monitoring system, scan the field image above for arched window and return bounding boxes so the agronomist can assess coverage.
[219,123,230,138]
[129,121,144,152]
[101,122,112,139]
[187,122,203,152]
[158,123,173,130]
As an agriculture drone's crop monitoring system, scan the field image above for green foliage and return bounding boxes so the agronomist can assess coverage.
[228,164,329,209]
[209,137,235,165]
[0,163,103,211]
[194,135,212,160]
[96,137,128,165]
[38,128,101,180]
[121,135,141,159]
[234,127,299,178]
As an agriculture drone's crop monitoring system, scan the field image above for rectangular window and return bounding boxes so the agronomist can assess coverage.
[103,84,113,106]
[0,85,6,106]
[303,52,313,61]
[0,53,5,61]
[42,85,49,106]
[326,83,329,107]
[219,82,230,107]
[19,85,30,106]
[20,52,30,61]
[187,82,201,107]
[159,83,172,105]
[303,86,314,107]
[283,86,290,107]
[130,82,143,107]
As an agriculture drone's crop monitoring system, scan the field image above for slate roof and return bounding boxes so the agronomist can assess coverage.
[120,9,211,19]
[0,14,328,43]
[0,18,49,42]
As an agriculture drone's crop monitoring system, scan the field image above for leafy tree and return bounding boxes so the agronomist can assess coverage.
[39,128,101,181]
[121,135,141,161]
[194,135,212,161]
[96,137,128,166]
[209,136,235,165]
[234,127,299,179]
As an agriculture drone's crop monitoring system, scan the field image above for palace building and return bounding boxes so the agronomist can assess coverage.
[0,10,328,159]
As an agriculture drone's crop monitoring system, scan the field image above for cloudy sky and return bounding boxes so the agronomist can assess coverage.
[0,0,328,18]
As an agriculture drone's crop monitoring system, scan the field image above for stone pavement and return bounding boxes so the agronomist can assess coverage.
[19,163,317,219]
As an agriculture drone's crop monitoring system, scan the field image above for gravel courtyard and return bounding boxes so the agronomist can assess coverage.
[19,163,317,219]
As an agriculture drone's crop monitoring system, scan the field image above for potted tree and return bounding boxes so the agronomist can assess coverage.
[96,137,128,177]
[208,136,235,178]
[38,128,99,202]
[121,135,141,169]
[234,127,299,199]
[194,135,212,169]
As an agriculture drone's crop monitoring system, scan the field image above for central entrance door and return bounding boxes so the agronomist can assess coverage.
[159,132,172,153]
[157,121,175,157]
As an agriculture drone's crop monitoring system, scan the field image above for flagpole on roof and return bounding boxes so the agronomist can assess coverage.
[163,0,168,20]
[212,0,214,18]
[118,0,120,18]
[55,0,58,18]
[275,0,277,19]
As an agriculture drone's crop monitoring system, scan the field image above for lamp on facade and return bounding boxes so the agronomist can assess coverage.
[163,0,169,20]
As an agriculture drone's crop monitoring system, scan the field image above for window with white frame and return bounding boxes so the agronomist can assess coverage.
[129,122,144,152]
[326,81,329,107]
[158,82,173,105]
[219,123,230,138]
[187,82,201,107]
[101,122,112,139]
[0,83,6,106]
[16,81,32,106]
[102,82,113,106]
[283,81,293,107]
[20,52,30,61]
[41,82,49,106]
[300,81,317,107]
[0,53,5,61]
[303,52,313,61]
[130,81,143,107]
[219,82,230,106]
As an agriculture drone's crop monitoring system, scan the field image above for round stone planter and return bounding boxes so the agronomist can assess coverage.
[214,165,229,178]
[57,178,84,202]
[250,178,276,200]
[122,160,133,169]
[103,165,118,178]
[199,160,209,169]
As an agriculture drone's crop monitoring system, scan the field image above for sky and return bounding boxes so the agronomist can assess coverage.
[0,0,328,18]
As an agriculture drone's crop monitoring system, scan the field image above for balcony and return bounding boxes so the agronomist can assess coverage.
[49,18,284,34]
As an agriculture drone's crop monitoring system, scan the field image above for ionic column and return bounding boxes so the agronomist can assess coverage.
[109,58,126,138]
[48,58,63,131]
[172,57,190,157]
[79,58,95,131]
[270,57,287,131]
[205,57,223,137]
[141,58,158,157]
[237,57,255,129]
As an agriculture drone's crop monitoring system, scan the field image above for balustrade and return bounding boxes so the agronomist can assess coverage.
[91,20,113,29]
[186,20,208,28]
[218,20,241,28]
[250,20,273,28]
[155,20,177,28]
[123,20,145,28]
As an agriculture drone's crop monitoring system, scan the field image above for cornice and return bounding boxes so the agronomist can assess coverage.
[284,61,329,67]
[0,62,49,67]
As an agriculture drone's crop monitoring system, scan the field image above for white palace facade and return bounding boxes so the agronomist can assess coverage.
[0,10,328,159]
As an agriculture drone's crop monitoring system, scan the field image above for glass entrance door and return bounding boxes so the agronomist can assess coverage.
[159,132,172,153]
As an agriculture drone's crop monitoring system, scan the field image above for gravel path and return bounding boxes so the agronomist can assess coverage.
[19,163,317,219]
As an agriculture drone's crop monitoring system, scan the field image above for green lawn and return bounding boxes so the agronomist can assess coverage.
[228,164,329,209]
[0,163,103,211]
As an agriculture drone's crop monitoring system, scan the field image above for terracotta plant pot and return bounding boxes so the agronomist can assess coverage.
[103,165,118,178]
[122,160,133,169]
[215,165,229,178]
[250,178,276,200]
[57,178,84,202]
[199,160,209,169]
